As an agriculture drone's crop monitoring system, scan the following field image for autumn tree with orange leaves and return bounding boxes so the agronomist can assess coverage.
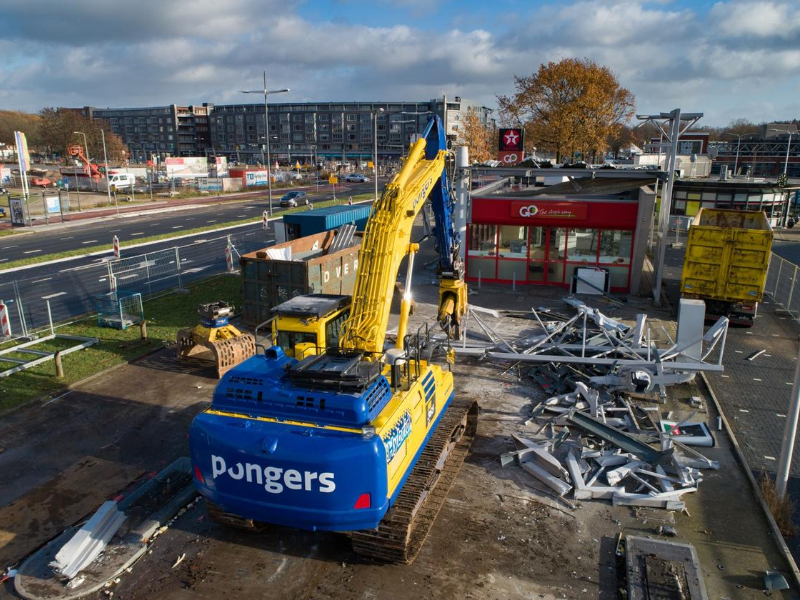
[462,108,493,163]
[497,58,635,163]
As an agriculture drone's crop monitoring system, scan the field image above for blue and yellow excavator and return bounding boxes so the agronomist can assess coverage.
[190,115,475,563]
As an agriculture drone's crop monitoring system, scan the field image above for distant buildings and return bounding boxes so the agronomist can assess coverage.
[712,122,799,178]
[76,97,493,164]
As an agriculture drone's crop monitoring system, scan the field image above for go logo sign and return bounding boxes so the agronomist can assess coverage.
[518,205,539,218]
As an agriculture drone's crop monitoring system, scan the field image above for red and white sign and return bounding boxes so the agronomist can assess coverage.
[0,301,11,337]
[262,211,269,230]
[511,201,588,220]
[499,128,524,152]
[498,151,525,166]
[112,235,120,259]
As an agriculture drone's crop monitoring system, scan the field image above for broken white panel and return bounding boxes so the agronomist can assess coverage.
[606,461,647,486]
[566,450,619,500]
[521,461,573,497]
[676,299,705,361]
[51,501,126,579]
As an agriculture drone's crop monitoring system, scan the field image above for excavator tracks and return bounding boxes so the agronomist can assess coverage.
[206,500,268,532]
[351,398,479,564]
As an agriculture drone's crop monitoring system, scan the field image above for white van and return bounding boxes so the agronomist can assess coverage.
[104,173,135,192]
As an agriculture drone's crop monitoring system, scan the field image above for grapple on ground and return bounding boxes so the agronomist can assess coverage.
[176,301,256,378]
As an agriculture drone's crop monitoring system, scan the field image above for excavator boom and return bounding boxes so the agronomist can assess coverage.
[340,115,466,355]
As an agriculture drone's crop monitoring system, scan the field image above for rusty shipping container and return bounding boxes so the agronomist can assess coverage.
[241,231,360,327]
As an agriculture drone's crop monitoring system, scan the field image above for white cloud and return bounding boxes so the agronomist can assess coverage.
[0,0,798,125]
[710,0,800,38]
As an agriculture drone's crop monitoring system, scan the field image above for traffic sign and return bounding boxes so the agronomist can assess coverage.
[328,175,338,185]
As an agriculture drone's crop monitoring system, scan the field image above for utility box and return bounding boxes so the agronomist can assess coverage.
[281,205,371,241]
[676,298,705,361]
[240,231,361,327]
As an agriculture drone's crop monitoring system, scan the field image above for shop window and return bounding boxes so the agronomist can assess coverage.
[498,226,527,258]
[551,228,568,260]
[701,192,716,201]
[528,227,546,261]
[674,190,687,199]
[599,230,632,265]
[467,224,497,280]
[566,228,599,262]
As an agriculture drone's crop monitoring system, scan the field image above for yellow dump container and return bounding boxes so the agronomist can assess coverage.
[680,209,773,305]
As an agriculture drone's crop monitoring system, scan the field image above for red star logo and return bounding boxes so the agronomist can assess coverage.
[504,130,519,146]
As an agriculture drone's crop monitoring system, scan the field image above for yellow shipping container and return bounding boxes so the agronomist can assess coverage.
[681,209,773,308]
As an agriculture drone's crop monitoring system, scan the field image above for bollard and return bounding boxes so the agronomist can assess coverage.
[140,320,148,341]
[478,270,482,289]
[54,351,64,378]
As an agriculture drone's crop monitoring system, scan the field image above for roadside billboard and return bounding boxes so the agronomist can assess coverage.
[0,166,10,184]
[9,197,25,226]
[244,170,269,187]
[165,157,209,179]
[210,157,228,178]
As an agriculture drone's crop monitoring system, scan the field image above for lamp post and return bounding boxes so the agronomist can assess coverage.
[73,131,90,162]
[770,128,795,179]
[241,71,290,215]
[723,132,745,176]
[372,108,384,201]
[100,129,119,216]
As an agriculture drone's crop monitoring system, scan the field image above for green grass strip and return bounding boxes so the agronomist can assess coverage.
[0,274,243,413]
[0,194,373,272]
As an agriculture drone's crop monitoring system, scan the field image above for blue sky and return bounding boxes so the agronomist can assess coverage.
[0,0,798,126]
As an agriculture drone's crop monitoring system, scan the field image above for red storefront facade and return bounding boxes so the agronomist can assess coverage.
[466,197,641,292]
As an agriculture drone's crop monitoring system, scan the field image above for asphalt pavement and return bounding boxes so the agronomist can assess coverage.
[0,181,374,264]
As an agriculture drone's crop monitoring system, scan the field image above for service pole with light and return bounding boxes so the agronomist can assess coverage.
[636,110,703,306]
[241,71,290,216]
[723,132,745,177]
[372,108,384,201]
[770,128,795,180]
[100,129,119,216]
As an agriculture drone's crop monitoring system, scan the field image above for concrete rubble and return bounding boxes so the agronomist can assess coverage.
[488,298,724,512]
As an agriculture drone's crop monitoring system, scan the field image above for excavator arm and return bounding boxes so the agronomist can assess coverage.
[340,115,466,357]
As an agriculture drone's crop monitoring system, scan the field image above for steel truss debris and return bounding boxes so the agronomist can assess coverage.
[486,298,723,512]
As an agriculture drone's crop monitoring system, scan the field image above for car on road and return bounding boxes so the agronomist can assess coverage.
[279,191,309,207]
[344,174,369,183]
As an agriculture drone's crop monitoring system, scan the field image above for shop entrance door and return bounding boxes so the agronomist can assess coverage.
[527,226,566,284]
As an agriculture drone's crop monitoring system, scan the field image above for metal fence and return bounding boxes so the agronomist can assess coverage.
[765,252,800,318]
[0,227,271,340]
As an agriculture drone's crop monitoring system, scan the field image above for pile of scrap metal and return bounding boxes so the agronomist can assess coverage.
[480,298,726,511]
[502,390,718,511]
[459,297,729,398]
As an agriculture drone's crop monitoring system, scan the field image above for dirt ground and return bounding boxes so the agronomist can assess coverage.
[1,289,797,599]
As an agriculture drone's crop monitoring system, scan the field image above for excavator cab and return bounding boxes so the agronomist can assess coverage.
[271,294,351,358]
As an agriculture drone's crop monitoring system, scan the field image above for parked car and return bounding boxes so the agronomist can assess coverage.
[0,207,6,218]
[344,174,369,183]
[279,191,309,207]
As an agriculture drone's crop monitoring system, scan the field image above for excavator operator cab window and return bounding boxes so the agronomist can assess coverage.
[277,331,318,355]
[324,310,350,349]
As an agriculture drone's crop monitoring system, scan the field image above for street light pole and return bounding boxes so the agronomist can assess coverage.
[241,71,290,215]
[723,132,744,176]
[100,129,119,216]
[73,131,90,162]
[373,108,384,201]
